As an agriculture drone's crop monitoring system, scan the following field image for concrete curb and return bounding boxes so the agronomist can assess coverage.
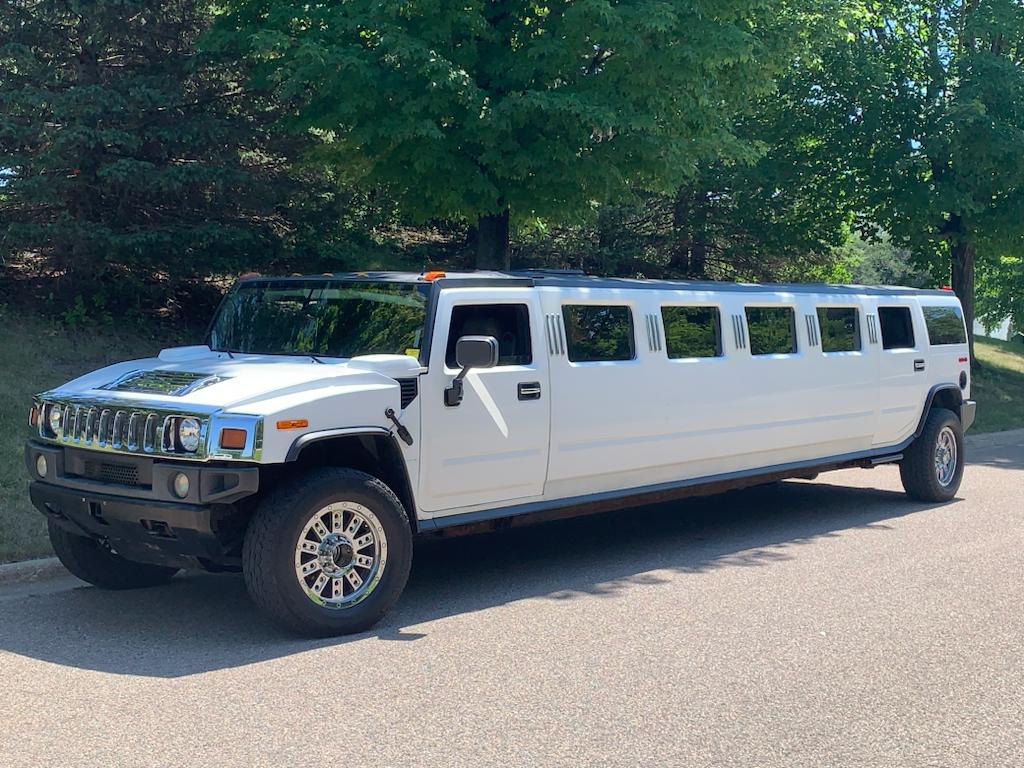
[966,427,1024,448]
[0,556,65,587]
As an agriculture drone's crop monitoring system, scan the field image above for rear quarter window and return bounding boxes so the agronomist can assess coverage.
[923,306,967,345]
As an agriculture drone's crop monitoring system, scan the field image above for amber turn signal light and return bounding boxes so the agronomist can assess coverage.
[28,405,39,427]
[276,419,309,430]
[219,428,248,450]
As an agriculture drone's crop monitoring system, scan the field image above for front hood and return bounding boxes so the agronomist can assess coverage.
[43,345,424,415]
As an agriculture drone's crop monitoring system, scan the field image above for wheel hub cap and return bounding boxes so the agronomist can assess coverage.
[293,501,388,609]
[934,426,958,487]
[317,533,355,576]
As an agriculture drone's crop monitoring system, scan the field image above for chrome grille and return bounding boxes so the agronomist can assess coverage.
[37,400,208,459]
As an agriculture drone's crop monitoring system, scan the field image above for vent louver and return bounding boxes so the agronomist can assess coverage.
[103,370,225,397]
[397,378,419,409]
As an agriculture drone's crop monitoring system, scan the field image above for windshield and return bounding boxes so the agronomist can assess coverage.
[207,280,429,358]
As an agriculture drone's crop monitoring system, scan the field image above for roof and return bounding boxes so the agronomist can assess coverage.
[236,269,953,297]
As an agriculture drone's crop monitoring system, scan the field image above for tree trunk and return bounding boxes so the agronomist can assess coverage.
[950,237,977,368]
[475,208,510,270]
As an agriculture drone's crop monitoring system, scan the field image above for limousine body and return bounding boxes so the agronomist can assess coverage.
[25,271,975,635]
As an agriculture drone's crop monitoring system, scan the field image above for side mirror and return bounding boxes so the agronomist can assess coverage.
[445,336,498,406]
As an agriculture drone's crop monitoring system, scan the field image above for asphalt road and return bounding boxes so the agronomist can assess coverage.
[2,433,1023,768]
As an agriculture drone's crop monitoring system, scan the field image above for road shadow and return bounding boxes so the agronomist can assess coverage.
[0,478,952,678]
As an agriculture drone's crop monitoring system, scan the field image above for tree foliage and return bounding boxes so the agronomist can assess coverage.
[0,0,292,312]
[816,0,1024,356]
[211,0,798,267]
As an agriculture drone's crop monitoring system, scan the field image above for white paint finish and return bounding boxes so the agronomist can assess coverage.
[540,288,878,494]
[416,288,551,513]
[36,280,970,525]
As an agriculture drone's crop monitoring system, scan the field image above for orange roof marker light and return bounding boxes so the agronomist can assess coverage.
[276,419,309,430]
[422,270,446,281]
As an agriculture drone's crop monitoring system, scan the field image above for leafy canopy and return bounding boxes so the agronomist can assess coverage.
[210,0,795,225]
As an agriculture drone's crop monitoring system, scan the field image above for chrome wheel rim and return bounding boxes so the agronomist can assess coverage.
[934,426,958,487]
[293,502,387,609]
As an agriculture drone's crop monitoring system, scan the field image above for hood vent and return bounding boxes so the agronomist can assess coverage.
[102,370,226,397]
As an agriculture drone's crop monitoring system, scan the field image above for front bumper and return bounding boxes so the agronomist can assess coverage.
[25,441,260,569]
[30,481,234,568]
[962,399,977,432]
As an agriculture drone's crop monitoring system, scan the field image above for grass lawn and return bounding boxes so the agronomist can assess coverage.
[972,335,1024,433]
[0,313,1021,563]
[0,308,180,562]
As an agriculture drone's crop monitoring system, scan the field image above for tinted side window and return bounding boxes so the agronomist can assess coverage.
[562,305,635,362]
[446,304,532,367]
[878,306,915,350]
[817,307,861,352]
[923,306,967,345]
[745,307,797,355]
[661,306,722,358]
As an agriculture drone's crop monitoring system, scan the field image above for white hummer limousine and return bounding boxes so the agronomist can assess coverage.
[26,271,976,635]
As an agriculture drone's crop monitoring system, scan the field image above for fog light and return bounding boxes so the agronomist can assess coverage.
[172,472,190,499]
[35,454,47,478]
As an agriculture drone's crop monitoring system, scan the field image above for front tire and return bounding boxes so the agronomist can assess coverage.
[48,520,179,589]
[899,407,964,502]
[242,468,413,637]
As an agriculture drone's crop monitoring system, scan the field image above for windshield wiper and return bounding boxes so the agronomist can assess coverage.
[308,354,327,364]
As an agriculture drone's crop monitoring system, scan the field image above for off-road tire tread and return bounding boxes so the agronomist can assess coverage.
[243,467,412,636]
[899,407,963,502]
[47,520,179,589]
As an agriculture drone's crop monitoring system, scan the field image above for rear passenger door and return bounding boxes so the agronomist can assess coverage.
[418,289,550,514]
[874,304,927,444]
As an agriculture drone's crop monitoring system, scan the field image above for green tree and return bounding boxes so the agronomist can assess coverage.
[0,0,291,313]
[211,0,797,270]
[822,0,1024,362]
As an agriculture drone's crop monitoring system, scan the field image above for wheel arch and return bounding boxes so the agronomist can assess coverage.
[914,384,964,439]
[284,430,418,532]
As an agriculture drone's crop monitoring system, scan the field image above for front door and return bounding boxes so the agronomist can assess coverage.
[418,288,551,514]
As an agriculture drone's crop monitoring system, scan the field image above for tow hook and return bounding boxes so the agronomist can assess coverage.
[385,408,414,446]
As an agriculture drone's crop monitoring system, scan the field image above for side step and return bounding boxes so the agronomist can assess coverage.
[859,453,903,468]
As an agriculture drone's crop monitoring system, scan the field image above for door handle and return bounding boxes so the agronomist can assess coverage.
[518,382,542,400]
[914,359,926,372]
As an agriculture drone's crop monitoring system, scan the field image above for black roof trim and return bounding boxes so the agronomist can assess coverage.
[234,270,953,297]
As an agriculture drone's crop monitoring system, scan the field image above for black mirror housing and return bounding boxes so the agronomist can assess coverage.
[445,336,499,406]
[455,335,499,370]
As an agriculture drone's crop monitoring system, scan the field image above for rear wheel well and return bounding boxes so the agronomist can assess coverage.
[284,435,418,532]
[929,387,963,419]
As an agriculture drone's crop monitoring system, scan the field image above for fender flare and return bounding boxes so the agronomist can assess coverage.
[284,426,393,463]
[284,427,419,530]
[912,384,963,440]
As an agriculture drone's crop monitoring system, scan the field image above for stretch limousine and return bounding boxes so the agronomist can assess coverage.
[26,271,975,635]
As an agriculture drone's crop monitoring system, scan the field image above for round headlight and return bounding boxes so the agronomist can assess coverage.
[177,418,201,453]
[47,405,62,436]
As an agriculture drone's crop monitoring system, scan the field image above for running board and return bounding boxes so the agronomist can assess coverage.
[862,453,903,467]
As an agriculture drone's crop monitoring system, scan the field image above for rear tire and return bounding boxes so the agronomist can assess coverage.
[48,520,179,589]
[899,408,964,502]
[242,468,413,637]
